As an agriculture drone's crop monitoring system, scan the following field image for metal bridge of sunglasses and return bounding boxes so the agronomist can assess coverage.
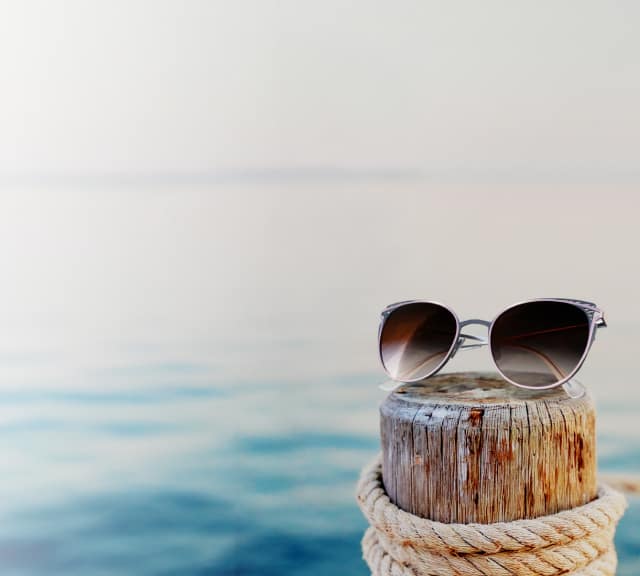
[450,319,491,357]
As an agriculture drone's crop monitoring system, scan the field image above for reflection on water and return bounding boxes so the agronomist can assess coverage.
[0,342,637,575]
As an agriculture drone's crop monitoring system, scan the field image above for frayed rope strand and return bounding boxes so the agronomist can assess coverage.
[598,474,640,496]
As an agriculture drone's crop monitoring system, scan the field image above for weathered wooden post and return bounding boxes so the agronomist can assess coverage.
[380,371,597,524]
[358,371,628,575]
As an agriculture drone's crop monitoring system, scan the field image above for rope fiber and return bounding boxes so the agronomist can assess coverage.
[356,455,629,576]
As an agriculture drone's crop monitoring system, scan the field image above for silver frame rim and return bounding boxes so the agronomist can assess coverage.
[378,297,603,390]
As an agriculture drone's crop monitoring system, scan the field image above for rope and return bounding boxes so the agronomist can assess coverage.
[356,455,629,576]
[598,474,640,496]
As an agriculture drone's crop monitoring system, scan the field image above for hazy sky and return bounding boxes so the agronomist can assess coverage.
[0,1,638,179]
[0,186,637,374]
[0,3,638,386]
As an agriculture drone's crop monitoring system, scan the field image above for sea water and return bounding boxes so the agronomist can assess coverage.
[0,334,636,576]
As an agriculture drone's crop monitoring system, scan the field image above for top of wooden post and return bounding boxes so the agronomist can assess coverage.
[380,371,597,523]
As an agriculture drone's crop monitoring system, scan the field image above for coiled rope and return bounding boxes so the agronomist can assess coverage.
[356,455,631,576]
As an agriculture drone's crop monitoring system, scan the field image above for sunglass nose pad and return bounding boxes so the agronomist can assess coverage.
[453,322,491,357]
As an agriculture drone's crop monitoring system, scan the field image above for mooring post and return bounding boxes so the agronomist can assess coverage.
[380,371,597,524]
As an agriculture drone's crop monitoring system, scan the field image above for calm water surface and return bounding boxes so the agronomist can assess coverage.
[0,339,637,575]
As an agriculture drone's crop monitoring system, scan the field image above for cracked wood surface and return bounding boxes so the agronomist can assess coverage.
[380,372,597,523]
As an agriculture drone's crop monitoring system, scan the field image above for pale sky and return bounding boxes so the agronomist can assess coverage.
[0,186,637,373]
[0,2,638,386]
[0,1,638,179]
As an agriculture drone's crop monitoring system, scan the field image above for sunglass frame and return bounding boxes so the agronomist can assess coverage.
[377,298,606,390]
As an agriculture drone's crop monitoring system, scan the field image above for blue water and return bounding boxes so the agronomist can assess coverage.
[0,352,637,575]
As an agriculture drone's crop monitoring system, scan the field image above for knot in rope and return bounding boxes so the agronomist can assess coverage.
[356,455,627,576]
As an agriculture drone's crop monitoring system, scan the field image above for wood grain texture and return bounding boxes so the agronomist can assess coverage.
[380,372,597,524]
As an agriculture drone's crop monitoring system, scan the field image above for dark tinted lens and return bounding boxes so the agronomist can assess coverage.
[380,302,457,381]
[490,301,591,388]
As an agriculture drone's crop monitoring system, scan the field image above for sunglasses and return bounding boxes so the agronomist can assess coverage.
[378,298,606,390]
